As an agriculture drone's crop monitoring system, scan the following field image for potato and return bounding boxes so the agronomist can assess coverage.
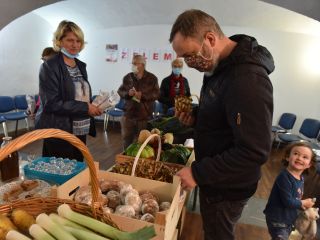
[163,133,174,144]
[150,128,161,135]
[137,129,151,144]
[0,215,16,240]
[11,209,35,233]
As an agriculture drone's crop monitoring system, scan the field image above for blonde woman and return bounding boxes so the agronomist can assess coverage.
[36,20,102,161]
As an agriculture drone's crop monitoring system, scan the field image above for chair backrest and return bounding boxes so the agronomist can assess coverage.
[278,113,296,130]
[115,98,125,110]
[153,100,163,115]
[91,95,97,102]
[299,118,320,139]
[0,116,6,123]
[0,96,15,113]
[14,95,28,110]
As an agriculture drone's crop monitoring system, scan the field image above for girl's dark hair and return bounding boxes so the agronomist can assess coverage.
[282,142,317,174]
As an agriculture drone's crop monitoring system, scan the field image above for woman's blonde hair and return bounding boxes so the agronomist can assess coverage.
[53,20,85,51]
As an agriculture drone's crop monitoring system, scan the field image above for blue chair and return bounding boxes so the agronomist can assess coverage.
[310,134,320,151]
[14,95,29,111]
[104,98,125,131]
[272,113,296,133]
[167,107,175,117]
[277,118,320,147]
[153,100,164,119]
[0,116,8,137]
[0,96,29,136]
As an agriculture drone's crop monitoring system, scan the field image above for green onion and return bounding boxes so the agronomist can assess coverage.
[36,213,77,240]
[29,224,55,240]
[6,230,32,240]
[57,204,156,240]
[63,226,112,240]
[49,213,88,231]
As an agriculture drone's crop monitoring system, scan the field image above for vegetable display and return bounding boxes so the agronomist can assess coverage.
[2,204,156,240]
[160,145,191,165]
[113,129,193,183]
[124,143,155,159]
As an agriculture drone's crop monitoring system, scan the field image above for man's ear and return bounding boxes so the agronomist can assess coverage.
[206,32,216,47]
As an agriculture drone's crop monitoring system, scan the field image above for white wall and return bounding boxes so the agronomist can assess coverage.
[83,25,203,96]
[0,13,54,96]
[0,15,319,135]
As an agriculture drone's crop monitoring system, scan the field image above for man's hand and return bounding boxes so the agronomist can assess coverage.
[175,111,195,126]
[128,88,136,97]
[176,167,197,191]
[134,91,142,100]
[88,103,103,116]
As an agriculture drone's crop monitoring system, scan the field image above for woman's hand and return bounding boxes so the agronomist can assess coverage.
[88,103,103,117]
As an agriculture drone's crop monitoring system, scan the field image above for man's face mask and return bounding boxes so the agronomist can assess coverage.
[131,64,139,74]
[183,39,217,72]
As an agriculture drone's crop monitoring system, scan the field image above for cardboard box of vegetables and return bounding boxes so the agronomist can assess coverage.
[112,129,194,183]
[54,170,185,240]
[0,129,159,240]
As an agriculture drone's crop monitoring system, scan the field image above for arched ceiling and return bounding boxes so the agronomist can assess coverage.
[0,0,61,30]
[0,0,320,35]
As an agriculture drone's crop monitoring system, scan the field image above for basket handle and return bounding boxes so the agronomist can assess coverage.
[131,133,161,176]
[191,94,200,103]
[0,129,100,210]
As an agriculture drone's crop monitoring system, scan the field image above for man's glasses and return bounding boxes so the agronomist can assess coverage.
[183,33,213,64]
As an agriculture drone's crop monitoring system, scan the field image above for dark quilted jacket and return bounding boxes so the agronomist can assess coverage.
[35,52,96,136]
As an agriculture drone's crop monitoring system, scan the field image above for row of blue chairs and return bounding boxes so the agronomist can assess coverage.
[0,95,29,137]
[99,99,164,132]
[272,113,320,150]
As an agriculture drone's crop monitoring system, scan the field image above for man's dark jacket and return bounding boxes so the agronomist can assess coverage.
[35,52,96,136]
[191,34,275,200]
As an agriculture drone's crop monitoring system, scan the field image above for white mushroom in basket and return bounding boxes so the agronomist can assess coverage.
[115,205,136,218]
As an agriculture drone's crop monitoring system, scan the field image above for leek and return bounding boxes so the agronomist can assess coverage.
[6,230,32,240]
[36,213,77,240]
[49,213,88,231]
[57,204,156,240]
[29,224,55,240]
[63,226,112,240]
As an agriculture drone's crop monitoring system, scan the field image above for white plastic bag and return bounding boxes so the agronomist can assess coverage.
[92,90,120,111]
[26,94,36,114]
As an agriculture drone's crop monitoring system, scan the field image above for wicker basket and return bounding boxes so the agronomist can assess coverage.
[113,134,184,183]
[0,128,116,227]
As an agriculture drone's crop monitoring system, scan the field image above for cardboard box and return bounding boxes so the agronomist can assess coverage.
[171,229,178,240]
[56,170,186,240]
